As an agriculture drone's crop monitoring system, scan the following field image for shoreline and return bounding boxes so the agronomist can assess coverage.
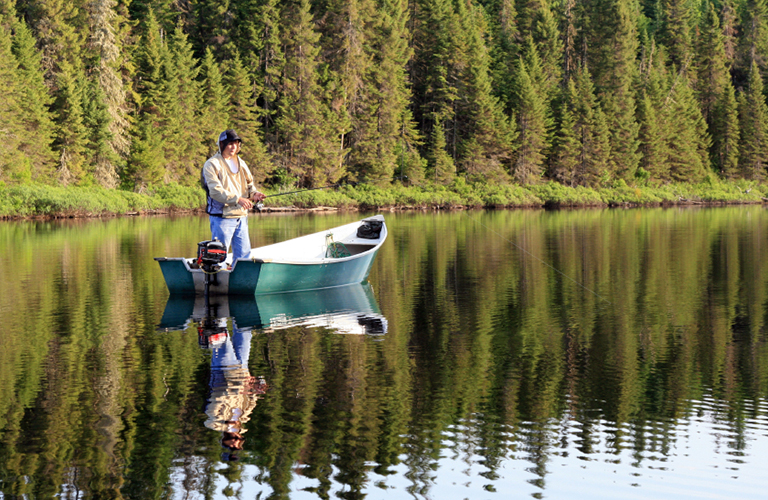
[3,198,767,221]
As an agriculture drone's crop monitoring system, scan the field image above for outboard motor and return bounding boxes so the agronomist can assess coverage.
[198,316,228,349]
[197,239,227,273]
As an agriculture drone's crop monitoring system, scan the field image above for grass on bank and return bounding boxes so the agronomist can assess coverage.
[0,177,766,218]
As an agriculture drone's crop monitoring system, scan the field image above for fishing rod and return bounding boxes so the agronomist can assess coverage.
[254,182,361,211]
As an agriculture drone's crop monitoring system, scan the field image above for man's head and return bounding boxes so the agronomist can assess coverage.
[218,129,242,156]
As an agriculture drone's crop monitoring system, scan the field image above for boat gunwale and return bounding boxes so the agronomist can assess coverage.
[155,218,387,270]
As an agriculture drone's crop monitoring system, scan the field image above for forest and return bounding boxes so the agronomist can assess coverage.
[1,0,768,191]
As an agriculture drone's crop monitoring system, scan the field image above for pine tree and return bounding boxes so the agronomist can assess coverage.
[427,120,455,183]
[637,40,671,180]
[712,80,740,177]
[549,96,581,186]
[412,0,460,158]
[52,60,89,185]
[82,80,118,186]
[740,0,768,76]
[637,89,669,179]
[697,3,729,125]
[126,8,166,189]
[454,0,516,183]
[10,18,57,179]
[737,62,768,179]
[664,70,710,181]
[87,0,131,187]
[659,0,694,69]
[697,3,739,176]
[277,0,348,186]
[199,48,230,154]
[226,53,273,183]
[248,0,284,137]
[162,23,205,181]
[372,0,423,184]
[512,57,550,184]
[570,66,611,186]
[0,24,27,183]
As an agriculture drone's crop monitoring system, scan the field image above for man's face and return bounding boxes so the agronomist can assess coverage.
[223,141,240,158]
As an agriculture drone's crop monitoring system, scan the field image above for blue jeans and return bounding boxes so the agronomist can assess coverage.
[210,216,251,262]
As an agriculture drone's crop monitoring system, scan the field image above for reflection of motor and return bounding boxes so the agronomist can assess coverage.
[197,239,227,273]
[198,316,228,349]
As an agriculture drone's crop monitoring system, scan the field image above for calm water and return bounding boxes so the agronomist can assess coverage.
[1,208,768,499]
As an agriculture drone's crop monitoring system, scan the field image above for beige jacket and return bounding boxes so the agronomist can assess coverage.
[202,152,257,218]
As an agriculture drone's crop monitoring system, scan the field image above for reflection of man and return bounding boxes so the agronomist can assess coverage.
[203,322,267,461]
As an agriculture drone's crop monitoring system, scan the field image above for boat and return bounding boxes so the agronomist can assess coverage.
[158,282,388,336]
[155,215,387,296]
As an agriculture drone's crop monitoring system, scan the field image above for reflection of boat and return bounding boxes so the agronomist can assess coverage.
[154,215,387,296]
[158,282,388,335]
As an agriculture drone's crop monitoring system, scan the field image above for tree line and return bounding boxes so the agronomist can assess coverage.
[1,0,768,190]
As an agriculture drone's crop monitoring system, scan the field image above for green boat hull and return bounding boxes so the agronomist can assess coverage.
[155,216,387,296]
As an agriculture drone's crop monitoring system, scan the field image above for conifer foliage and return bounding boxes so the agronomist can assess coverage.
[2,0,768,188]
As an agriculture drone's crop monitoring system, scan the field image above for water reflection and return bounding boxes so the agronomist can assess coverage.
[159,283,388,336]
[3,210,768,499]
[198,312,268,462]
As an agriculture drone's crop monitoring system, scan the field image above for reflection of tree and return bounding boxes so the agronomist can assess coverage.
[3,210,768,498]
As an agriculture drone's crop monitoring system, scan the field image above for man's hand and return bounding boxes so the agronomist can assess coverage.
[237,197,254,209]
[251,191,266,202]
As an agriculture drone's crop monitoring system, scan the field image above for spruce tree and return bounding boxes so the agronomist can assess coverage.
[427,120,456,184]
[738,62,768,179]
[454,0,516,183]
[372,0,423,184]
[659,0,694,69]
[637,40,672,180]
[549,95,581,186]
[484,0,519,108]
[10,18,56,179]
[319,0,382,183]
[512,57,550,184]
[532,0,562,96]
[87,0,131,186]
[0,24,27,183]
[226,53,273,182]
[126,8,166,188]
[199,48,230,154]
[21,0,89,83]
[698,3,739,176]
[277,0,347,186]
[570,66,611,186]
[712,80,740,177]
[163,23,205,181]
[740,0,768,76]
[82,80,118,186]
[52,60,89,184]
[249,0,284,137]
[637,90,669,179]
[193,0,237,59]
[664,71,710,181]
[697,3,730,125]
[411,0,459,158]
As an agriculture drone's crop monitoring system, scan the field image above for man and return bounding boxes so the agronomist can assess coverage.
[201,129,266,264]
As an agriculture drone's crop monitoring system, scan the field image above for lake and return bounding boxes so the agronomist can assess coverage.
[1,207,767,499]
